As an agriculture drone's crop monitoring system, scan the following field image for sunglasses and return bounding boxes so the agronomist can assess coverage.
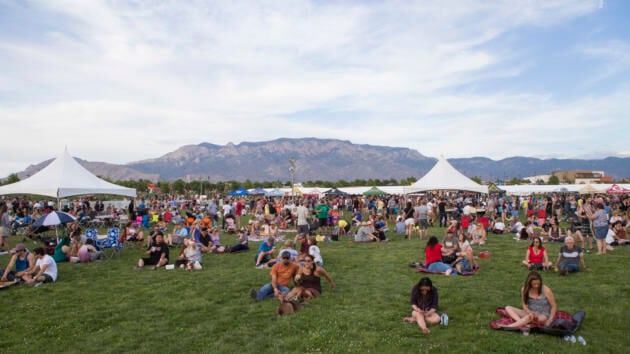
[304,259,312,263]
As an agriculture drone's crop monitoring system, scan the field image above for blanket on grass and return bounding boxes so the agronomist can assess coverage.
[414,264,480,276]
[490,307,585,336]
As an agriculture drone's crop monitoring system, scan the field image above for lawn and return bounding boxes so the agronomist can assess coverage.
[2,219,629,353]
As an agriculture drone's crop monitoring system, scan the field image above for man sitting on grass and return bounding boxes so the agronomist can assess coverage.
[250,250,298,302]
[354,221,379,242]
[1,243,35,285]
[22,247,58,285]
[254,237,275,269]
[136,234,169,270]
[555,236,586,276]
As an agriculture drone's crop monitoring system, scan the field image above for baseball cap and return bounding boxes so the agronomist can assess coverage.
[10,243,26,254]
[281,251,291,259]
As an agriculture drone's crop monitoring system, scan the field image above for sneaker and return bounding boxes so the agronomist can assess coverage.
[577,336,586,346]
[559,268,568,276]
[255,264,264,269]
[249,288,259,302]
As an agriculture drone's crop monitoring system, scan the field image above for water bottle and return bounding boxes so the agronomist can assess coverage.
[440,312,449,327]
[577,336,586,346]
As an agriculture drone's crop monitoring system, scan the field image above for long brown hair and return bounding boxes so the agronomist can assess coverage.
[522,271,543,304]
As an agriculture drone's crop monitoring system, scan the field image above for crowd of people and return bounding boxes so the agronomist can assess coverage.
[1,191,628,335]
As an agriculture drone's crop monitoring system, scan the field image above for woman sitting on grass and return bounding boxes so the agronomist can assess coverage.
[280,254,335,302]
[522,237,552,270]
[501,271,556,329]
[469,222,487,245]
[441,232,459,265]
[454,233,474,274]
[424,236,454,275]
[403,277,441,334]
[175,239,202,271]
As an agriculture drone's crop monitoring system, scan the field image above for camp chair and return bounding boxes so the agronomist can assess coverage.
[96,228,123,258]
[133,216,142,227]
[84,228,98,245]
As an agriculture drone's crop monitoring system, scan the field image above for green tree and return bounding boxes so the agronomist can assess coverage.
[471,176,482,184]
[172,179,186,194]
[158,180,171,194]
[548,175,560,185]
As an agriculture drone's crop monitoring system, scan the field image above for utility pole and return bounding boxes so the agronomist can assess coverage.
[288,157,296,204]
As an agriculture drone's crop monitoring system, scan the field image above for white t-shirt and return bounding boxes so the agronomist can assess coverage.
[222,204,232,216]
[36,254,58,282]
[297,206,309,226]
[605,229,616,245]
[494,222,505,231]
[309,245,323,265]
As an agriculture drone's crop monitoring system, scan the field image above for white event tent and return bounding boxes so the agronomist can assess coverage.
[0,148,136,199]
[404,156,488,194]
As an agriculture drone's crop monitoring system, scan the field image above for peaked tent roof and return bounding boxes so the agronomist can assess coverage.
[405,156,488,194]
[0,149,136,199]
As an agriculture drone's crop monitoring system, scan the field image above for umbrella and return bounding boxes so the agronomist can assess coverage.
[32,211,77,228]
[32,211,77,240]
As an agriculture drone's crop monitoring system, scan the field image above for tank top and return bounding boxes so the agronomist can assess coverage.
[528,246,544,264]
[300,270,322,293]
[527,291,551,317]
[16,251,31,272]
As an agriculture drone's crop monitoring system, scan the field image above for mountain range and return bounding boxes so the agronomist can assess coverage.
[8,138,630,183]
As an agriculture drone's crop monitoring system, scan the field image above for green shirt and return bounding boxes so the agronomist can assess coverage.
[316,204,330,219]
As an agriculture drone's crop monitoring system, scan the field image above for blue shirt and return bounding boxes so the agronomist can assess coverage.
[257,240,275,255]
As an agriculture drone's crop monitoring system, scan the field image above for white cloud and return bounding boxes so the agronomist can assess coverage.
[1,0,623,177]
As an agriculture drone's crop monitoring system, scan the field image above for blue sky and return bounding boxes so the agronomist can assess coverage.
[1,0,629,177]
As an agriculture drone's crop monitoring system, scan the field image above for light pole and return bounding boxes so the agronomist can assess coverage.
[288,157,296,204]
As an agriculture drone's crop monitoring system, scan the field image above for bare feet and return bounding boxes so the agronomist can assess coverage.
[403,317,414,323]
[422,327,430,334]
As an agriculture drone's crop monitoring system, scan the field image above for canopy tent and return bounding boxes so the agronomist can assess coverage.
[324,188,348,196]
[578,184,604,195]
[0,148,136,199]
[606,184,630,195]
[248,187,266,195]
[264,188,284,197]
[228,187,249,196]
[363,186,386,196]
[405,156,488,194]
[302,188,322,197]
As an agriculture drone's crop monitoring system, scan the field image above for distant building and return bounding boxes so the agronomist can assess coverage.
[552,170,605,184]
[524,175,551,184]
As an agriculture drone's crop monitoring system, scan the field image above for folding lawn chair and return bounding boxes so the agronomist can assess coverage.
[101,228,123,258]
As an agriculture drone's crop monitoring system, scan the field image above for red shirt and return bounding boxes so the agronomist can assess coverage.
[425,244,443,265]
[528,246,545,264]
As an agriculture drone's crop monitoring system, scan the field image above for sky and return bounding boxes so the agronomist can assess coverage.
[1,0,629,177]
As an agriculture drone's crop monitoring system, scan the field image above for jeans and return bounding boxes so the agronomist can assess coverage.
[439,212,447,227]
[257,283,290,300]
[427,261,452,273]
[558,262,579,273]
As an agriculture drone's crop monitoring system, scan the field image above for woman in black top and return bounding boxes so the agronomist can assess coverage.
[403,277,440,334]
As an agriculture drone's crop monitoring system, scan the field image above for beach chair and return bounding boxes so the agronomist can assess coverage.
[97,228,123,258]
[84,228,98,245]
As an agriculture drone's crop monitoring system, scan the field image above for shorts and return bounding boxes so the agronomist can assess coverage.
[418,219,429,229]
[456,259,471,272]
[142,257,166,266]
[0,226,9,237]
[404,218,415,226]
[297,224,309,235]
[42,274,54,283]
[305,288,321,298]
[594,226,608,240]
[319,218,327,227]
[580,224,592,236]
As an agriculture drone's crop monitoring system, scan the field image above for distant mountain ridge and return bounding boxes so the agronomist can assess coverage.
[6,138,630,183]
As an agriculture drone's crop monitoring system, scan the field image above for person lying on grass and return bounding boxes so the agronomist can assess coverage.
[250,250,298,302]
[403,277,441,334]
[522,237,552,270]
[280,254,335,302]
[501,271,556,329]
[425,236,454,275]
[136,234,169,270]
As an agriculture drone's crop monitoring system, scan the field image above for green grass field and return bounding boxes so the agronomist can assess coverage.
[2,219,629,353]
